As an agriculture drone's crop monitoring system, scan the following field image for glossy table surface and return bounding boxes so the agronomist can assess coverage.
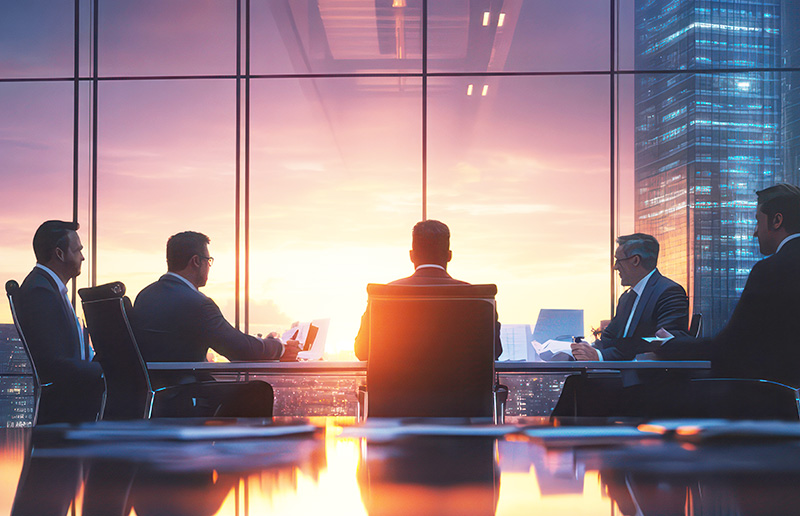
[3,415,799,516]
[146,360,711,374]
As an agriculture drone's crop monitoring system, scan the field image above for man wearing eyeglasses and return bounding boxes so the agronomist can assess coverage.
[571,233,689,361]
[135,231,300,413]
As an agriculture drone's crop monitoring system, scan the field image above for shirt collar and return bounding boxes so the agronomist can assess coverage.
[35,264,68,297]
[166,272,199,292]
[631,268,657,297]
[415,264,446,272]
[776,233,800,254]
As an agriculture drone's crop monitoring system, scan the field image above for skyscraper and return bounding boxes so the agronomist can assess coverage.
[634,0,783,335]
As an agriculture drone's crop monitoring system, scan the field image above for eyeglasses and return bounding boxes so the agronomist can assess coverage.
[613,255,637,266]
[199,255,214,266]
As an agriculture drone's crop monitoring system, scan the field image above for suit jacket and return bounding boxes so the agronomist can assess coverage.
[597,269,689,360]
[15,267,103,387]
[657,237,800,386]
[354,267,503,360]
[134,274,283,366]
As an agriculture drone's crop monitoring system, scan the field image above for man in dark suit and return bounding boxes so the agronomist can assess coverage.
[134,231,300,416]
[354,220,502,361]
[552,233,688,417]
[571,233,689,361]
[14,220,104,423]
[655,183,800,386]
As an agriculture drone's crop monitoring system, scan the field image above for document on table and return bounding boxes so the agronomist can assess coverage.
[523,426,654,446]
[532,339,575,361]
[63,421,319,441]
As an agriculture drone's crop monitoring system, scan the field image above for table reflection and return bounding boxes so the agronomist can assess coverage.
[5,419,800,515]
[357,437,499,516]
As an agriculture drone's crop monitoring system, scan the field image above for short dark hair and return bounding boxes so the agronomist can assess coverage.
[166,231,211,271]
[412,220,450,264]
[756,183,800,234]
[616,233,659,270]
[33,220,79,263]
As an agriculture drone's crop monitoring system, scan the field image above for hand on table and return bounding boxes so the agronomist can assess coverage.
[571,340,599,361]
[280,339,302,362]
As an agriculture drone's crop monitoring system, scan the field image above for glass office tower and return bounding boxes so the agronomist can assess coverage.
[634,0,784,335]
[784,0,800,186]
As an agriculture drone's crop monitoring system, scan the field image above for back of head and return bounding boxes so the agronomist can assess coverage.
[33,220,79,263]
[412,220,450,265]
[166,231,210,272]
[616,233,659,270]
[756,183,800,234]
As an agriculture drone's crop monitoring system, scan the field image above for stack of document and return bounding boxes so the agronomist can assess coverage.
[532,339,575,361]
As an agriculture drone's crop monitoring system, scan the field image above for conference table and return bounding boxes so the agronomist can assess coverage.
[146,360,712,378]
[5,415,800,515]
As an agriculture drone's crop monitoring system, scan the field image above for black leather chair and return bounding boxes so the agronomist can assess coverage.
[79,282,274,419]
[5,280,49,426]
[685,378,800,420]
[361,283,502,420]
[689,313,703,338]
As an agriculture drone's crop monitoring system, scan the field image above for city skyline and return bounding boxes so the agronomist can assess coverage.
[2,1,798,353]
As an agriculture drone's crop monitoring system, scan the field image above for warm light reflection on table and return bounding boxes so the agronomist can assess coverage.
[0,418,626,516]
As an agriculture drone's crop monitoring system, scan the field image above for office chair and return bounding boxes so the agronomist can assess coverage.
[689,313,703,338]
[361,283,503,421]
[686,378,800,420]
[80,282,273,419]
[5,280,48,426]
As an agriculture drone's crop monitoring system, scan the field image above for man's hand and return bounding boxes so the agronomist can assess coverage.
[280,339,302,362]
[571,341,599,361]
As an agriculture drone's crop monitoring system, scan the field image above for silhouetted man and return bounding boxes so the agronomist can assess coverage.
[134,231,300,416]
[571,233,689,361]
[354,220,502,360]
[14,220,104,423]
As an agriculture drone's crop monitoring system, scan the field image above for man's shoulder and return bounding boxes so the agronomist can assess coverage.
[136,274,204,306]
[650,270,687,296]
[18,267,57,296]
[389,269,470,286]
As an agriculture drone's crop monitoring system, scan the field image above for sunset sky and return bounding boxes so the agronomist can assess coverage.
[0,0,643,357]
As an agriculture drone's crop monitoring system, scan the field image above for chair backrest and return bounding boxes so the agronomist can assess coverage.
[79,282,154,419]
[689,378,800,420]
[5,279,42,425]
[366,283,497,418]
[689,313,703,338]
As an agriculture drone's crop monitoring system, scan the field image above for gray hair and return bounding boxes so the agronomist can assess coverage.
[616,233,659,270]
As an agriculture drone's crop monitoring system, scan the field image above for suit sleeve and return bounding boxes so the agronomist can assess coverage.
[199,298,283,360]
[656,261,764,367]
[652,284,690,337]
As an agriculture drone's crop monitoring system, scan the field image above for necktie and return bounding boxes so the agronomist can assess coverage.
[63,292,90,360]
[620,290,639,338]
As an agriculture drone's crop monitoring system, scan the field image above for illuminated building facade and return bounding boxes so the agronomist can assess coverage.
[634,0,785,335]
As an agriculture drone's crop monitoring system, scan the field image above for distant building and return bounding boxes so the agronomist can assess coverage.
[783,0,800,185]
[0,324,34,426]
[634,0,786,335]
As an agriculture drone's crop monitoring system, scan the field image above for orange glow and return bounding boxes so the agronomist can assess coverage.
[637,423,668,435]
